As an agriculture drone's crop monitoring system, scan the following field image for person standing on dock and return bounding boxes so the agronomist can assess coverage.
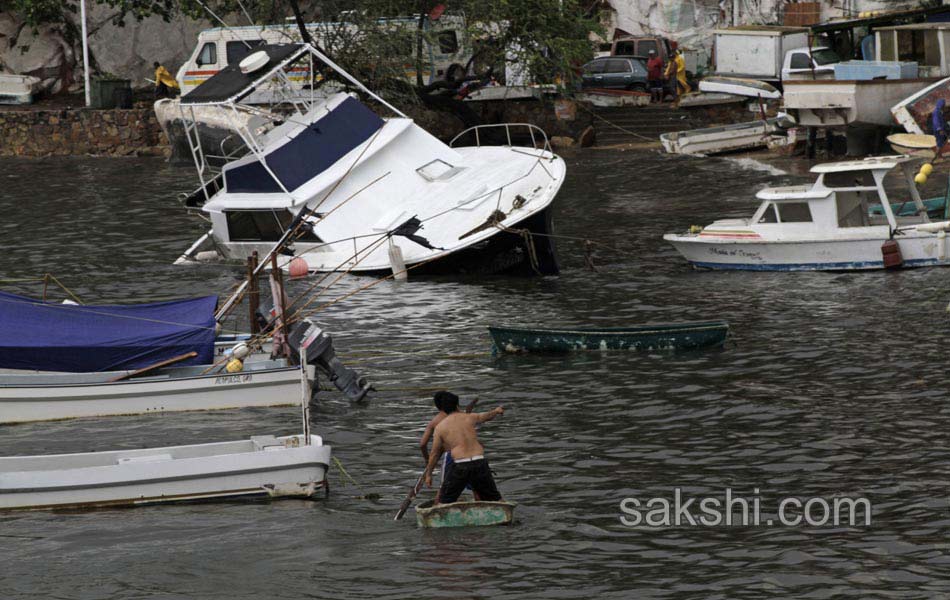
[423,393,504,504]
[672,48,691,97]
[153,62,180,99]
[646,50,664,104]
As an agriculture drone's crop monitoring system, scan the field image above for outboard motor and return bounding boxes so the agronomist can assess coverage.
[288,319,372,402]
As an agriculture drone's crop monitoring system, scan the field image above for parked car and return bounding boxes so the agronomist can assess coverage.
[580,56,649,90]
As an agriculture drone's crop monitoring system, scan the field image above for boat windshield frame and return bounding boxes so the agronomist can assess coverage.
[178,43,407,207]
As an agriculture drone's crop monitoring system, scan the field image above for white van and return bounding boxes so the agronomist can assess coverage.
[177,17,472,99]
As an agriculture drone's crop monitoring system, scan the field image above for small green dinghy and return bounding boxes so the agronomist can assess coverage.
[415,499,516,528]
[488,321,729,354]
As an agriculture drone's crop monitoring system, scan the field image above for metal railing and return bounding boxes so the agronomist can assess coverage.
[449,123,552,154]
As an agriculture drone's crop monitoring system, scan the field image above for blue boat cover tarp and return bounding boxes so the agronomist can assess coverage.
[0,292,218,373]
[224,96,385,194]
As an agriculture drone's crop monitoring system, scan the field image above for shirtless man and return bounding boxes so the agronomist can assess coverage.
[423,393,505,504]
[419,391,480,501]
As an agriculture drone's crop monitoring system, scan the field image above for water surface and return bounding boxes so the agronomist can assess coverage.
[2,152,950,599]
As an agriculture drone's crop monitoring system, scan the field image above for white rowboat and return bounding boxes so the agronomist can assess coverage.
[0,359,313,424]
[0,434,330,510]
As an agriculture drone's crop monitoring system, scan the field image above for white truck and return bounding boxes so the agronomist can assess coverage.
[713,26,810,82]
[780,46,840,81]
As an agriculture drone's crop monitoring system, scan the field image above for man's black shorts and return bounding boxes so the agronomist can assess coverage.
[438,458,501,504]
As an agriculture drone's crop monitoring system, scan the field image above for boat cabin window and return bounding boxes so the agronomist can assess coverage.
[197,42,217,67]
[777,202,812,222]
[823,170,876,188]
[758,204,778,223]
[897,29,941,68]
[836,192,870,227]
[225,210,322,242]
[227,40,266,66]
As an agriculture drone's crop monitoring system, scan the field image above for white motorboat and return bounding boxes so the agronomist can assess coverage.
[0,432,330,510]
[783,78,937,127]
[0,289,370,423]
[174,44,565,276]
[0,73,41,105]
[664,155,950,271]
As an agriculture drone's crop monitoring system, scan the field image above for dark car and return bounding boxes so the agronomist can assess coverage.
[580,56,649,91]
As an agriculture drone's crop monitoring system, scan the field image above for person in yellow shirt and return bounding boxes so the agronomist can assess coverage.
[673,49,691,96]
[153,62,180,98]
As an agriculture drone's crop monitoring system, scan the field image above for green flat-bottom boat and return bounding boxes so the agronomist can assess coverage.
[488,321,729,354]
[415,499,516,528]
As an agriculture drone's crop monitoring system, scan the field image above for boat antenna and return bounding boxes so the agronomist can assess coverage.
[192,0,253,49]
[234,0,256,27]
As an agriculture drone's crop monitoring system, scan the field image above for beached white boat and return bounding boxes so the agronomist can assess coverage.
[175,44,565,276]
[784,78,937,127]
[0,73,41,105]
[698,76,781,99]
[664,155,950,270]
[0,433,330,510]
[660,117,788,155]
[676,91,745,108]
[0,359,313,424]
[891,76,950,135]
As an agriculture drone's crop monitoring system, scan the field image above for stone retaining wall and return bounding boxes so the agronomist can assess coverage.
[0,108,167,157]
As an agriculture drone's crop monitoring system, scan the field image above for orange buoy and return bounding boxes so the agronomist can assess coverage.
[288,257,309,279]
[881,240,903,269]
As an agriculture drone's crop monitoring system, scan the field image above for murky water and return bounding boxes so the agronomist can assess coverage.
[3,152,950,598]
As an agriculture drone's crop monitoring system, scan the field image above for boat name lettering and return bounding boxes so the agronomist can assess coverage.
[214,374,253,385]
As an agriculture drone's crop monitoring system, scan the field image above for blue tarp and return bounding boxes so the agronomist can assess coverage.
[0,292,218,373]
[224,96,385,194]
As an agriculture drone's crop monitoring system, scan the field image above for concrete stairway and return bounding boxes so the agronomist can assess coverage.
[591,105,701,146]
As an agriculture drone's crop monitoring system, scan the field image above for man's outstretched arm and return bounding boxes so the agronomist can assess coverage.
[474,406,505,424]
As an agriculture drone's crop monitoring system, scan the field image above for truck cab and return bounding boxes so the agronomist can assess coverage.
[782,46,840,81]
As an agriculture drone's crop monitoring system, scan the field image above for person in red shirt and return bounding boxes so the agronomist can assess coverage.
[646,50,664,103]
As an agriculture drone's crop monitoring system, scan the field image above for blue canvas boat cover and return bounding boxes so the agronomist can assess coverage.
[0,292,218,373]
[224,96,385,194]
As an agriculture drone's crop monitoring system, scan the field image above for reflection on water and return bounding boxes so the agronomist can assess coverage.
[2,153,950,598]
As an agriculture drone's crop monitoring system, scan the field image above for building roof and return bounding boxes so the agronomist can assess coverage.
[875,22,950,31]
[811,5,950,33]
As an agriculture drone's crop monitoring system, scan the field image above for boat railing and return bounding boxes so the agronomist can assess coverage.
[449,123,552,154]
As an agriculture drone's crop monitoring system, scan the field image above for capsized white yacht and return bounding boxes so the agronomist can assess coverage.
[664,155,950,271]
[174,44,565,276]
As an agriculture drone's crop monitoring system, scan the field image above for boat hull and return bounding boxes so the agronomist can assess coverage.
[665,234,950,271]
[661,118,784,155]
[488,322,729,353]
[0,363,313,424]
[0,435,329,511]
[415,499,516,528]
[890,76,950,136]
